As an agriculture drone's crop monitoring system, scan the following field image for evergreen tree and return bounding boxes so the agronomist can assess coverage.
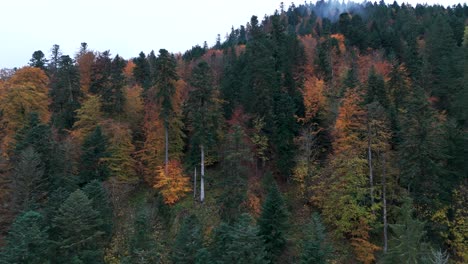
[185,61,222,202]
[258,182,288,262]
[78,126,110,185]
[49,55,82,131]
[133,51,151,90]
[52,190,105,263]
[383,198,430,263]
[125,208,160,264]
[0,211,49,264]
[154,49,179,174]
[365,66,387,106]
[212,214,268,264]
[29,50,48,70]
[82,180,113,237]
[11,147,46,212]
[172,215,202,264]
[300,213,333,264]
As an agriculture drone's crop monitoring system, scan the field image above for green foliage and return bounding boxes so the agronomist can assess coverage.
[49,55,82,131]
[0,211,49,264]
[52,190,105,262]
[383,198,430,263]
[79,126,110,185]
[171,215,202,264]
[154,49,178,126]
[125,208,160,264]
[300,213,333,264]
[258,182,288,262]
[133,52,151,90]
[211,214,268,264]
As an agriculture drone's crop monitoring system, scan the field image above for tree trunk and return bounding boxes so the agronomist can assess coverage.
[193,167,197,199]
[382,152,388,253]
[368,120,374,214]
[165,124,169,175]
[200,145,205,203]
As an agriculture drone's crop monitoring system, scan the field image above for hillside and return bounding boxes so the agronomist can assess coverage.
[0,1,467,263]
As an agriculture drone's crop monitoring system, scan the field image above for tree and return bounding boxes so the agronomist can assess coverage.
[172,215,202,264]
[383,198,430,263]
[0,67,50,156]
[29,50,48,70]
[153,160,190,205]
[219,125,252,222]
[258,182,288,262]
[300,213,333,264]
[133,52,151,90]
[71,95,103,141]
[52,190,105,263]
[78,126,110,185]
[49,55,82,131]
[49,44,62,75]
[185,62,222,203]
[211,214,268,264]
[0,211,49,264]
[75,42,95,94]
[11,147,46,212]
[125,208,160,264]
[153,49,179,174]
[82,180,113,237]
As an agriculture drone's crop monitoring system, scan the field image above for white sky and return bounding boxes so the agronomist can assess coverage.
[0,0,465,68]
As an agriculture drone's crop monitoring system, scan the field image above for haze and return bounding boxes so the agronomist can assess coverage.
[0,0,465,68]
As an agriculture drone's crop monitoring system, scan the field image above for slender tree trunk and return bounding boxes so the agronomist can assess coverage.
[193,167,197,199]
[200,145,205,203]
[368,120,374,214]
[165,124,169,175]
[382,152,388,253]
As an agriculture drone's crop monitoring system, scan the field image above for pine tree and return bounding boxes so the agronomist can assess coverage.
[258,182,288,262]
[50,55,82,131]
[126,208,160,264]
[133,52,151,90]
[11,147,46,212]
[300,213,333,264]
[78,126,110,185]
[383,198,430,263]
[52,190,105,262]
[172,215,202,264]
[212,214,268,264]
[82,180,113,237]
[29,50,48,70]
[0,211,49,264]
[185,61,222,202]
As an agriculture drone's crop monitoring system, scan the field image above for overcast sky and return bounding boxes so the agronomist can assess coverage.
[0,0,465,68]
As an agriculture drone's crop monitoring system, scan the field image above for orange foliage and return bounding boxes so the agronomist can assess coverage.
[6,67,48,92]
[357,51,392,83]
[330,34,346,53]
[350,218,381,264]
[76,51,95,94]
[302,76,325,122]
[333,88,366,155]
[153,160,191,205]
[299,35,317,65]
[124,60,135,81]
[0,67,50,157]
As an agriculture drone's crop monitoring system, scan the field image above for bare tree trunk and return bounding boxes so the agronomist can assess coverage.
[165,124,169,175]
[200,145,205,203]
[193,167,197,199]
[368,120,374,214]
[382,152,388,253]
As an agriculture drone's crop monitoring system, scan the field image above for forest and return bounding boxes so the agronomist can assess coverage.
[0,1,467,263]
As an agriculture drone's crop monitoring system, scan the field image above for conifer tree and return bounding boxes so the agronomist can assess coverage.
[172,215,202,264]
[185,61,222,202]
[78,126,109,185]
[0,211,49,264]
[126,208,160,264]
[52,190,105,263]
[300,213,333,264]
[133,52,151,90]
[50,55,82,131]
[258,182,288,262]
[82,180,113,237]
[29,50,48,70]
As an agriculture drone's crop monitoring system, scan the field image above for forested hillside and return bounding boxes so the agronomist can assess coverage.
[0,1,467,263]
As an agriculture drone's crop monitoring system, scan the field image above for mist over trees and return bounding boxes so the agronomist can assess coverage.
[0,1,467,263]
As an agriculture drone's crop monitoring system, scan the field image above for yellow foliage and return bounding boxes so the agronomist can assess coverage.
[140,105,165,185]
[0,67,50,157]
[153,160,191,205]
[71,95,103,141]
[101,121,138,183]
